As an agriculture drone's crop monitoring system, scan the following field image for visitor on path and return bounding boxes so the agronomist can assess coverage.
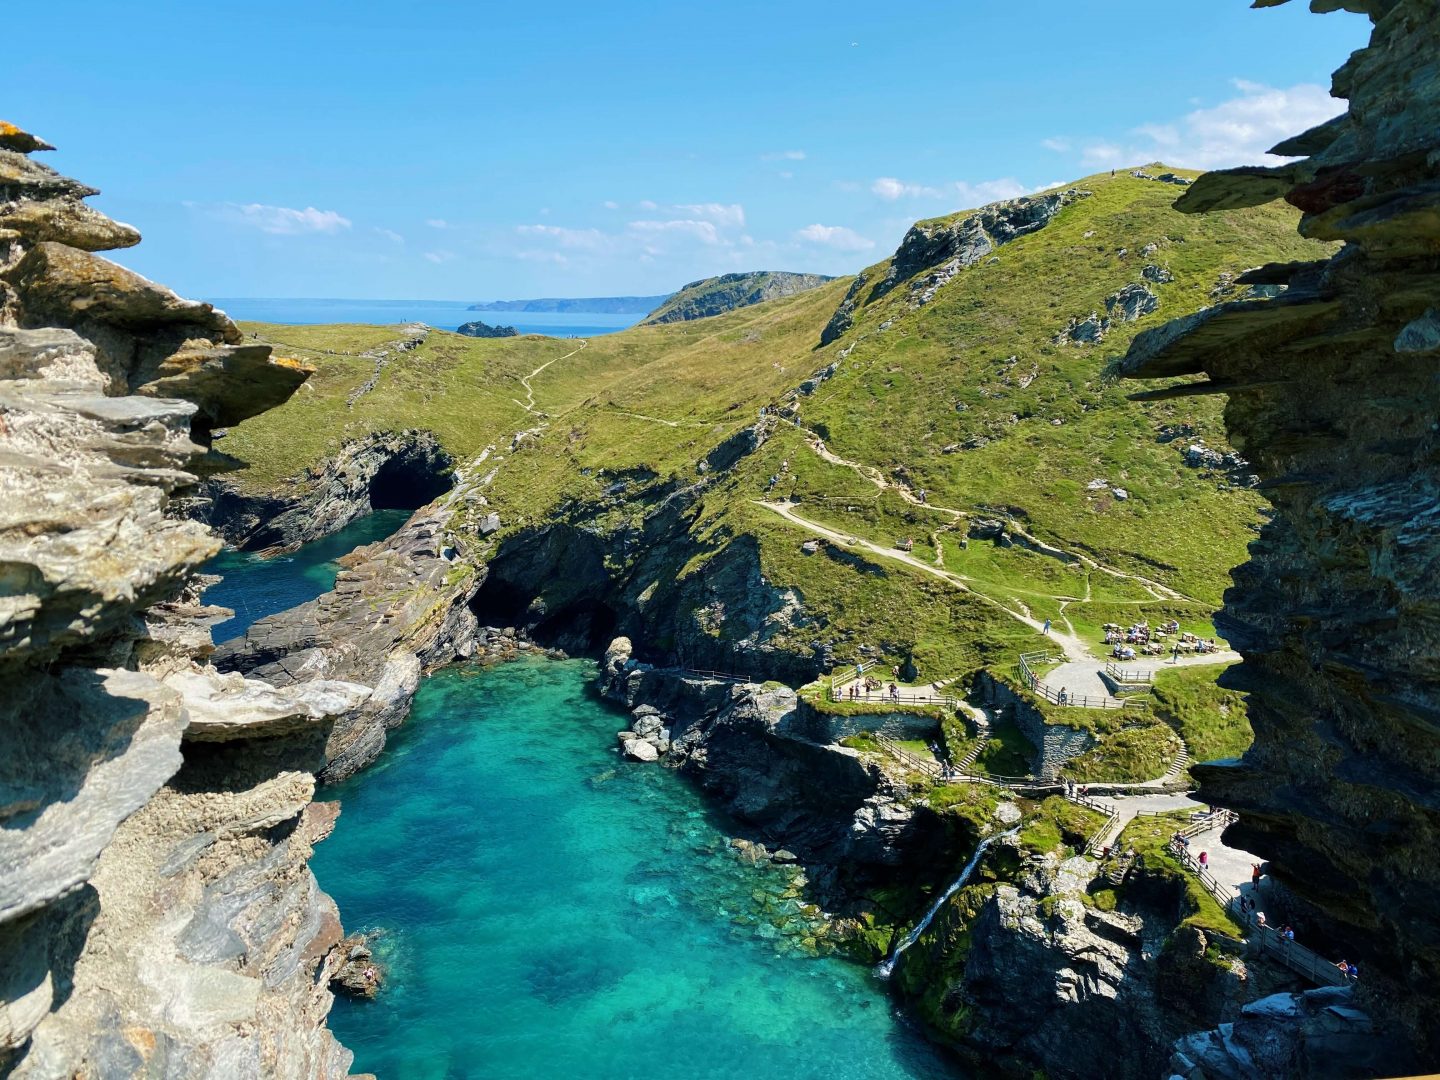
[1282,925,1295,943]
[1058,687,1068,705]
[1256,912,1267,928]
[1198,851,1208,869]
[1172,642,1181,663]
[1252,863,1263,887]
[1042,618,1051,635]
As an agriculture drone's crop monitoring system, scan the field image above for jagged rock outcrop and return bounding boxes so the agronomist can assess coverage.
[205,428,455,548]
[1118,4,1439,1069]
[213,499,482,780]
[893,843,1254,1079]
[819,189,1090,346]
[640,270,834,325]
[0,124,360,1076]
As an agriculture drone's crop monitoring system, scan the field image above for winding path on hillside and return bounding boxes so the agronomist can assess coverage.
[513,339,588,414]
[758,498,1095,660]
[794,428,1188,603]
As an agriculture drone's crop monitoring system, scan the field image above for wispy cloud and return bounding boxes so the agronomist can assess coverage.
[628,219,723,245]
[1054,79,1342,171]
[794,223,875,252]
[423,250,457,264]
[209,202,352,235]
[871,177,944,201]
[516,224,610,249]
[602,200,620,209]
[674,202,746,228]
[373,227,404,244]
[425,218,450,229]
[762,149,806,161]
[871,176,1031,206]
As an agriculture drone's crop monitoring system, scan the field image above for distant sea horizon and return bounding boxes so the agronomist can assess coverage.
[207,297,644,338]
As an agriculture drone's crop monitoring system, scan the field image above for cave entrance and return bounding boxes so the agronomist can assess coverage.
[369,451,453,510]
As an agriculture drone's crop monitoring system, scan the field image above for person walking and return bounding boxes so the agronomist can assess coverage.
[1252,863,1262,888]
[1172,641,1181,663]
[1199,850,1209,869]
[1042,618,1052,635]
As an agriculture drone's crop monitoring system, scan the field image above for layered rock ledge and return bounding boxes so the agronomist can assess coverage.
[0,124,361,1076]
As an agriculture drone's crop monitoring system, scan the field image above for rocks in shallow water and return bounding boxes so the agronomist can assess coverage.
[620,735,660,762]
[329,933,385,999]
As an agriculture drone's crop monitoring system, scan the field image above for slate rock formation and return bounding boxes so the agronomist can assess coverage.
[455,318,518,338]
[641,270,835,325]
[1118,1,1440,1066]
[0,124,365,1076]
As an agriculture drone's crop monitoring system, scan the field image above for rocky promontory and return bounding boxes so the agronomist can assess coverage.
[0,124,364,1075]
[455,319,517,338]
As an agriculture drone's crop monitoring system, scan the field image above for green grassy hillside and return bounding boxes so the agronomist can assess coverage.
[221,165,1328,684]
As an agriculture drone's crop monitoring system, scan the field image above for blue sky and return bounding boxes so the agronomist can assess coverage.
[4,1,1367,301]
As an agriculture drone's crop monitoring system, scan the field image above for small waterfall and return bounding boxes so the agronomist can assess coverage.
[875,827,1019,979]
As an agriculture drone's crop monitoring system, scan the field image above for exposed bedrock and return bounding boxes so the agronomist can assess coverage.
[596,658,966,901]
[1118,2,1439,1067]
[820,187,1090,344]
[204,428,455,549]
[0,124,361,1075]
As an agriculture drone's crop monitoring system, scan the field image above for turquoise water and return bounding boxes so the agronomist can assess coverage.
[310,660,959,1080]
[203,509,411,641]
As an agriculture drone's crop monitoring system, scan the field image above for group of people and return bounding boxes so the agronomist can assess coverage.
[1103,620,1220,660]
[844,677,901,702]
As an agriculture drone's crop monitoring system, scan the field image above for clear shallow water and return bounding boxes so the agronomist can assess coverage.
[202,509,411,641]
[310,660,959,1080]
[208,297,640,338]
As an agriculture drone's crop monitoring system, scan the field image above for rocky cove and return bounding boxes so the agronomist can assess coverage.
[4,3,1440,1077]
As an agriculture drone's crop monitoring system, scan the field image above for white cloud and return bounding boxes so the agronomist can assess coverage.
[871,176,1031,207]
[871,177,943,201]
[425,218,449,229]
[1041,137,1072,153]
[954,178,1030,204]
[225,203,351,235]
[423,250,457,264]
[638,199,658,210]
[794,224,875,252]
[1072,80,1342,171]
[628,219,723,245]
[516,224,611,250]
[674,202,746,227]
[373,227,404,244]
[603,200,620,209]
[762,150,806,161]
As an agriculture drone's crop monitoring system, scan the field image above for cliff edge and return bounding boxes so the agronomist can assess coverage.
[0,123,365,1077]
[1118,1,1440,1069]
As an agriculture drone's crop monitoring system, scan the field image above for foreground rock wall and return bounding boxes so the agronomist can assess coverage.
[0,125,362,1075]
[1119,1,1439,1066]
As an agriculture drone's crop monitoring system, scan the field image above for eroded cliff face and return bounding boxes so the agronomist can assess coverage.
[1119,0,1440,1065]
[0,125,365,1075]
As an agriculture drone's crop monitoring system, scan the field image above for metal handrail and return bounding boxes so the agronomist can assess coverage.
[1104,661,1155,684]
[680,667,755,683]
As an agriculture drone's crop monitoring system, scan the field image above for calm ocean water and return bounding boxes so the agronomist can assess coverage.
[209,516,960,1079]
[208,297,643,337]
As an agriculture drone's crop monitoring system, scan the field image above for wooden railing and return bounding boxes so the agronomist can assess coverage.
[1229,906,1355,987]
